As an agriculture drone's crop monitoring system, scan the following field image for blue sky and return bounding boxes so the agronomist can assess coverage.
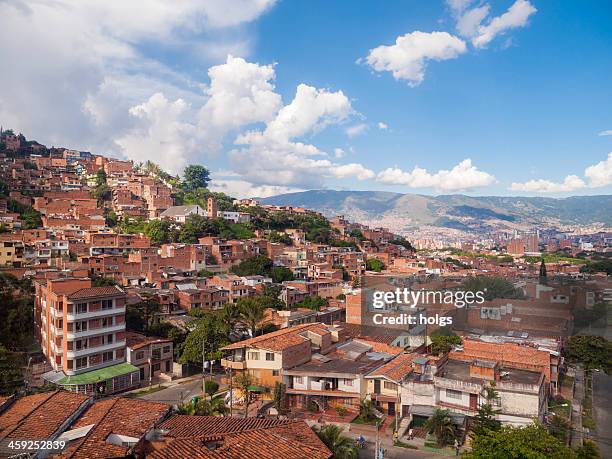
[1,0,611,197]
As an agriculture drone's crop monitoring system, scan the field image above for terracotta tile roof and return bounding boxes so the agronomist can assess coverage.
[125,331,172,350]
[59,397,170,459]
[159,415,291,439]
[222,323,329,352]
[367,352,415,382]
[0,391,89,442]
[152,417,331,459]
[68,285,125,299]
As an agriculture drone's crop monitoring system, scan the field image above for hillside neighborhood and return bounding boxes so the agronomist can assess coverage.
[0,130,610,458]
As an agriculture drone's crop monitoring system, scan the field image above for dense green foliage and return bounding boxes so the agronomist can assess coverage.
[7,199,42,229]
[463,424,584,459]
[425,408,457,447]
[182,165,211,191]
[314,424,358,459]
[230,255,273,277]
[366,258,384,272]
[296,296,329,311]
[564,335,612,374]
[461,276,525,301]
[430,327,462,355]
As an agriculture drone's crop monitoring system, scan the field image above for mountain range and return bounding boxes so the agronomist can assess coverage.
[259,190,612,235]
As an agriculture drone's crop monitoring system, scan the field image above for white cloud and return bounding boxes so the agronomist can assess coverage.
[376,159,495,191]
[597,130,612,136]
[210,179,303,199]
[115,55,282,173]
[509,153,612,193]
[199,56,282,134]
[346,123,368,137]
[510,175,586,193]
[330,163,376,180]
[456,5,490,38]
[230,83,373,188]
[472,0,537,48]
[334,148,346,158]
[377,122,389,130]
[363,31,467,86]
[0,0,276,152]
[115,93,198,174]
[584,152,612,188]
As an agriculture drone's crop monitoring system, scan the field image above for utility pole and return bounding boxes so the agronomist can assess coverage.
[228,366,233,417]
[202,339,206,395]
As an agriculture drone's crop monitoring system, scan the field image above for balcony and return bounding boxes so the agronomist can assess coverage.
[221,357,247,370]
[65,306,126,321]
[434,376,483,394]
[67,340,126,358]
[66,323,124,339]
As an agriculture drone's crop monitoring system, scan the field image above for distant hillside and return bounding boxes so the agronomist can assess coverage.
[259,190,612,233]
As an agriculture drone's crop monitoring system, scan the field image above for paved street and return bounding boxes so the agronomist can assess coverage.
[139,377,206,405]
[357,439,441,459]
[592,372,612,458]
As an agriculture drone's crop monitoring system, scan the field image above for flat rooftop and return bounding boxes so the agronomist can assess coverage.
[439,359,542,386]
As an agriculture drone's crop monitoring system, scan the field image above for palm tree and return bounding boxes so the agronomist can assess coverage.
[238,298,269,337]
[359,398,376,422]
[219,302,241,334]
[314,425,358,459]
[425,408,456,447]
[197,397,228,416]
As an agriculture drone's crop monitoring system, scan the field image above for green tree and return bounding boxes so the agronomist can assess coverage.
[0,345,23,395]
[269,231,292,245]
[564,335,612,374]
[366,258,385,272]
[464,424,576,459]
[178,214,219,243]
[204,380,219,400]
[230,255,274,277]
[425,408,457,447]
[462,276,525,301]
[129,296,162,334]
[358,399,376,422]
[473,386,501,435]
[234,372,254,418]
[238,297,269,337]
[273,381,288,414]
[271,266,294,283]
[145,219,176,245]
[430,327,462,356]
[182,165,211,191]
[296,296,328,311]
[0,274,34,350]
[314,424,358,459]
[179,314,229,365]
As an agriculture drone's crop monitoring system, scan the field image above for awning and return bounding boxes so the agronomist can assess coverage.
[247,385,268,393]
[57,363,140,385]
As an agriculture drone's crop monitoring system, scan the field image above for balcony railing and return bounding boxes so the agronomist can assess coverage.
[221,357,246,370]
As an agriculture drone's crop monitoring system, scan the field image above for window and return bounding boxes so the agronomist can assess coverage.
[163,345,171,354]
[101,299,113,310]
[106,334,114,344]
[265,352,275,361]
[76,303,87,314]
[383,381,396,391]
[102,351,114,362]
[294,376,303,384]
[135,351,145,360]
[446,389,462,400]
[101,317,112,327]
[344,379,354,387]
[75,321,87,332]
[75,357,88,369]
[272,370,279,376]
[75,339,87,351]
[248,351,260,360]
